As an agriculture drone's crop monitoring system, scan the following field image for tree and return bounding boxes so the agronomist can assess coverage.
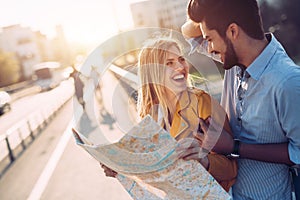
[0,51,21,87]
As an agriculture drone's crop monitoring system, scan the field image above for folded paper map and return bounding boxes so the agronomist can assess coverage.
[72,115,231,200]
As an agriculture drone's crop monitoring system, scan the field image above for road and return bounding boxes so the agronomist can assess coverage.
[0,71,134,200]
[0,79,73,163]
[0,68,224,200]
[0,80,72,133]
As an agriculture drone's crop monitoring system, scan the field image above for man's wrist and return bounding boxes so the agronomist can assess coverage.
[228,139,241,158]
[199,156,210,170]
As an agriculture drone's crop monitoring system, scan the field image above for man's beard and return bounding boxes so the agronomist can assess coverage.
[223,37,239,70]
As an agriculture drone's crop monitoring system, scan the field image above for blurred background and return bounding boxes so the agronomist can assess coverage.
[0,0,299,89]
[0,0,299,199]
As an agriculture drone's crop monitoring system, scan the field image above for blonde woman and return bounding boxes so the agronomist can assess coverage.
[102,37,237,192]
[137,37,237,191]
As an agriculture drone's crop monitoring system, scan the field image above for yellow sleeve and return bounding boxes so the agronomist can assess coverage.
[196,90,237,191]
[197,91,232,135]
[207,153,238,192]
[196,91,212,120]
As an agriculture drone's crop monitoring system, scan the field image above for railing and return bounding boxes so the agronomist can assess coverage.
[0,80,33,93]
[0,81,41,102]
[109,64,138,90]
[0,82,73,177]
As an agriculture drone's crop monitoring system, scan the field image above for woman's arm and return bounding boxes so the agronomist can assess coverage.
[207,153,237,192]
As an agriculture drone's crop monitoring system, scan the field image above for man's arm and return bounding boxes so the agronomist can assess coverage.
[239,142,294,165]
[198,119,295,166]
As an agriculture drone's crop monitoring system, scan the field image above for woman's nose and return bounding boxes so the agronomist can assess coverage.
[173,63,185,72]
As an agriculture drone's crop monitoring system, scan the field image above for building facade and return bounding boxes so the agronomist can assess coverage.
[130,0,188,31]
[0,24,69,81]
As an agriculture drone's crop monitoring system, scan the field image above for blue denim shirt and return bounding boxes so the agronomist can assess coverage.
[221,33,300,199]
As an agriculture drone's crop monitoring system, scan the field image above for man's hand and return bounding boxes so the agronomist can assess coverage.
[197,117,234,155]
[100,163,118,178]
[181,19,202,38]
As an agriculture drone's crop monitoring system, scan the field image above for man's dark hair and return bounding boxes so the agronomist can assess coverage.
[187,0,265,39]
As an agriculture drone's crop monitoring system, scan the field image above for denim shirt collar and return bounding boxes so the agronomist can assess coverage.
[246,33,278,80]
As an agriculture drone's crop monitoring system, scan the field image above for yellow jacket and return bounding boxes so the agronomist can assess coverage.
[169,88,237,192]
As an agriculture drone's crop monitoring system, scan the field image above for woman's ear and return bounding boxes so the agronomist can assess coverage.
[226,23,239,40]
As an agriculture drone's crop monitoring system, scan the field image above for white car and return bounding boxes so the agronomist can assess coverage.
[0,91,11,115]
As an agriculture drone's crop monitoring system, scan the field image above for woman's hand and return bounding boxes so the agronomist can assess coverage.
[100,163,118,178]
[175,137,210,169]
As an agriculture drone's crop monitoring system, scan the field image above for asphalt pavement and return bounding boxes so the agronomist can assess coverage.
[0,99,132,200]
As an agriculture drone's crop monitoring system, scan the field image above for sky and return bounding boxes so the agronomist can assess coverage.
[0,0,279,45]
[0,0,142,46]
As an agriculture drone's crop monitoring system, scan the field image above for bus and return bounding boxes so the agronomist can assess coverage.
[32,62,66,91]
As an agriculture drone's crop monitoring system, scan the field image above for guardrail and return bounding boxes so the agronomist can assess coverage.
[10,85,42,102]
[0,82,73,177]
[1,80,42,102]
[0,80,33,93]
[109,65,138,90]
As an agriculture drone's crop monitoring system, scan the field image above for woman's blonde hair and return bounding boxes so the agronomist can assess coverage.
[137,37,185,125]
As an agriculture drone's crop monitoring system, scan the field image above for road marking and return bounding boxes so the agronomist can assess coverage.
[27,121,74,200]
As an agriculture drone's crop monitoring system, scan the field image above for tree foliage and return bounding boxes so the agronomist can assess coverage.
[0,51,21,87]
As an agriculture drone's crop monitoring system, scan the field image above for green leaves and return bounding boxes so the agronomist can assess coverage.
[0,51,20,87]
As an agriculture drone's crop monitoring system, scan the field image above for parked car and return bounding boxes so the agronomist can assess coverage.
[0,91,11,115]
